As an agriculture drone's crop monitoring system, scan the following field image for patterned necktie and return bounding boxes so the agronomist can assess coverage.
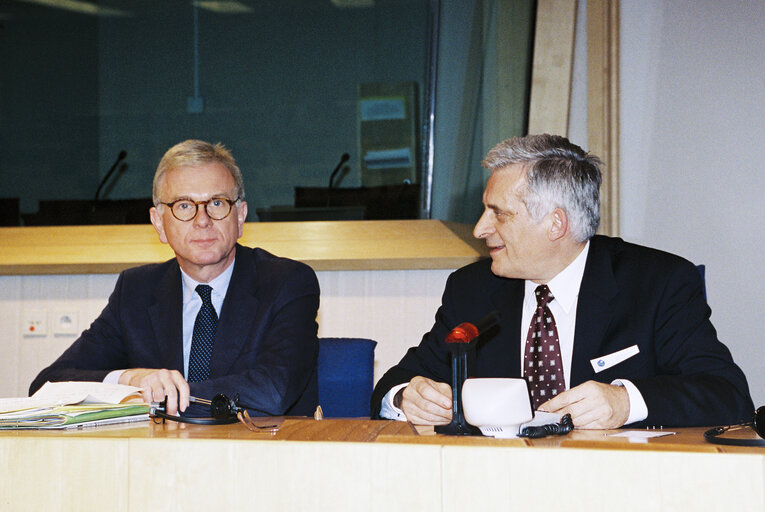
[188,284,218,382]
[524,284,566,410]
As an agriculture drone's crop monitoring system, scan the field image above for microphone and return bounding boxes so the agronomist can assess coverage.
[445,323,479,344]
[445,312,498,344]
[94,150,127,203]
[475,311,498,335]
[436,311,498,436]
[327,152,350,207]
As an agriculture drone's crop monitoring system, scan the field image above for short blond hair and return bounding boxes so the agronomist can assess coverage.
[152,139,244,204]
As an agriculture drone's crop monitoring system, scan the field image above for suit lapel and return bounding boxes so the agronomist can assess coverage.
[570,238,618,386]
[209,246,259,378]
[148,262,185,372]
[490,278,525,378]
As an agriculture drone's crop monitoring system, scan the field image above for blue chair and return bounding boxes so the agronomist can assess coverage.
[697,264,706,299]
[317,337,377,418]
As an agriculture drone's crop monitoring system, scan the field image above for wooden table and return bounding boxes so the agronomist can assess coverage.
[1,418,763,511]
[0,219,488,274]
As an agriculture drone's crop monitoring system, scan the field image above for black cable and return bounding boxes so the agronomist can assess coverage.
[518,414,574,439]
[703,406,765,447]
[150,393,267,425]
[703,424,765,447]
[151,410,238,425]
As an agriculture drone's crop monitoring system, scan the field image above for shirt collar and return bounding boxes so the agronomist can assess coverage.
[181,258,236,304]
[524,241,590,314]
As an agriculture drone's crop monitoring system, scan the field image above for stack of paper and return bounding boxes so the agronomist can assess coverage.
[0,381,150,429]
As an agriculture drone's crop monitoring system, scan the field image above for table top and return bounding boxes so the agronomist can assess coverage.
[0,219,488,275]
[3,417,763,455]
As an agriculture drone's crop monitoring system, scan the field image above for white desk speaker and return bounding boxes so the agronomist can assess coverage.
[462,378,534,438]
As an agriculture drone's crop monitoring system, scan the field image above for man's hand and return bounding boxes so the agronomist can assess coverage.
[119,368,190,416]
[398,376,453,425]
[538,380,630,429]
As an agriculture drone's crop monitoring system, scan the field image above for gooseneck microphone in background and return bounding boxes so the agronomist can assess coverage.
[327,152,350,207]
[94,150,128,204]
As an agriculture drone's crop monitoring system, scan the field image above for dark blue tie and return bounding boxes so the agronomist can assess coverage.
[188,284,217,382]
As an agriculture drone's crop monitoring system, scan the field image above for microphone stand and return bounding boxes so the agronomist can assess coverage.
[435,312,498,436]
[327,153,349,207]
[93,150,127,211]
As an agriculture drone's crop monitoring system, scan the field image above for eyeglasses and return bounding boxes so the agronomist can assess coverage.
[159,197,240,221]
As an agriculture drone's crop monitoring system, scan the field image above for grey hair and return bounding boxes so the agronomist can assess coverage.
[481,134,603,242]
[152,140,245,205]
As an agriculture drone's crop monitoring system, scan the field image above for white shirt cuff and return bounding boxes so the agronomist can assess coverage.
[379,383,408,421]
[104,369,125,385]
[612,378,648,425]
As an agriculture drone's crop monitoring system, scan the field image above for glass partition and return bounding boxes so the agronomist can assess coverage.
[0,0,434,225]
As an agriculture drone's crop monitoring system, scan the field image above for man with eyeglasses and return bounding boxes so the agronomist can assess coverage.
[30,140,320,418]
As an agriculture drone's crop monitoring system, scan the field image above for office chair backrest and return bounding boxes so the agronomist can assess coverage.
[697,264,706,299]
[317,337,377,418]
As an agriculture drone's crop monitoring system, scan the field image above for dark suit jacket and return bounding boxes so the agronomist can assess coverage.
[30,244,320,416]
[371,236,753,427]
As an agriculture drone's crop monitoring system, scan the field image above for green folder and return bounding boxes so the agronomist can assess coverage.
[0,403,150,429]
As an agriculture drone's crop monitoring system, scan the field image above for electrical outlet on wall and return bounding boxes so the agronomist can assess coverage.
[53,310,79,336]
[22,309,47,336]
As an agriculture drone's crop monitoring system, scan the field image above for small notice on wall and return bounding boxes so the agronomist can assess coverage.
[363,148,412,170]
[359,97,407,121]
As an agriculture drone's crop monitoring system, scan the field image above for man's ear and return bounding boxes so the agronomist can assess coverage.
[149,206,169,244]
[236,201,248,238]
[549,207,569,242]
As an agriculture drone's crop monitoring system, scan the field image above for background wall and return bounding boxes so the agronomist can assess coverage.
[0,7,99,210]
[618,0,765,406]
[0,270,451,399]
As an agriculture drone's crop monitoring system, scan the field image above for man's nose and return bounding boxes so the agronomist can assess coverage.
[473,210,491,239]
[193,204,213,226]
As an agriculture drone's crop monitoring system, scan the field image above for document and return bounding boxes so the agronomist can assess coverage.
[0,381,150,429]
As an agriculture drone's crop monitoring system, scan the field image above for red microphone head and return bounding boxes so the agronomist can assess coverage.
[445,322,479,344]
